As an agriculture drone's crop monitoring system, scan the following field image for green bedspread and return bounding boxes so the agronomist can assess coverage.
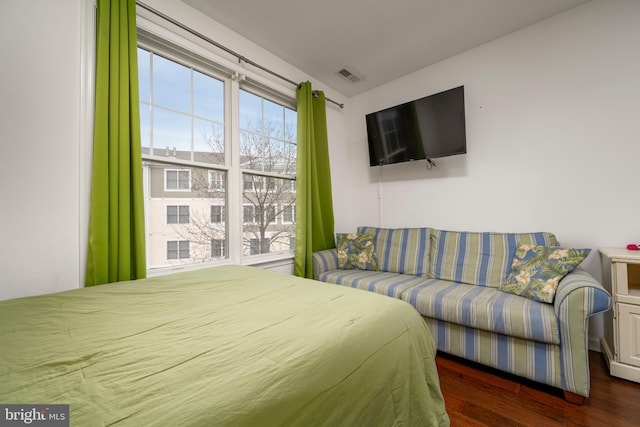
[0,265,448,426]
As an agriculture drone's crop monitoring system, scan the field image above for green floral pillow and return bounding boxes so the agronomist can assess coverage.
[501,245,591,303]
[336,232,379,271]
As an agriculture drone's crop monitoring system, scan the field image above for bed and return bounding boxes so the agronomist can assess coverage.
[0,265,449,426]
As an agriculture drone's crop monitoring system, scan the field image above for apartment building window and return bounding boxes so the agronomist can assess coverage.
[249,237,270,255]
[167,240,190,260]
[265,205,276,223]
[138,34,295,270]
[209,170,225,190]
[282,205,295,223]
[243,205,256,224]
[283,180,296,192]
[167,205,190,224]
[165,170,191,191]
[211,205,224,223]
[211,239,225,258]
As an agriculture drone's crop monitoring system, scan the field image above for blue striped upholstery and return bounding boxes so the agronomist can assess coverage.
[403,279,559,344]
[357,226,431,276]
[429,230,558,288]
[312,249,340,280]
[554,268,612,395]
[318,270,429,299]
[311,228,612,398]
[423,318,563,390]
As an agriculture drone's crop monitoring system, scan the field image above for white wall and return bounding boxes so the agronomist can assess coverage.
[0,0,346,300]
[344,0,640,347]
[0,0,85,300]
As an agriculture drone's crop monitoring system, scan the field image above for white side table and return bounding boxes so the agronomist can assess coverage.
[599,247,640,383]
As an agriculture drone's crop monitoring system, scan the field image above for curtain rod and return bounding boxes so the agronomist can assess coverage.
[136,1,344,109]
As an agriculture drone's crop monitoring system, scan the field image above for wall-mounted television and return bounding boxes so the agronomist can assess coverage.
[365,86,466,167]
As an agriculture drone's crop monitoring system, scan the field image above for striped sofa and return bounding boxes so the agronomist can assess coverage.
[312,226,611,403]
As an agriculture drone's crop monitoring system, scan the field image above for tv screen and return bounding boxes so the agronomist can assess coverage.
[365,86,466,166]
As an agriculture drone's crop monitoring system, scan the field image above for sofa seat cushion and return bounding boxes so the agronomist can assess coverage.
[402,279,559,344]
[317,270,429,299]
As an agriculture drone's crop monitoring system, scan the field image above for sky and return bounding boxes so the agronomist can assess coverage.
[137,47,296,170]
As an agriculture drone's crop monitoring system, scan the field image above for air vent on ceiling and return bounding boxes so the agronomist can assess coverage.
[337,66,364,83]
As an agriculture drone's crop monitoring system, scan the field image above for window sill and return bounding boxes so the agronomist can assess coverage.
[241,252,294,269]
[146,252,294,278]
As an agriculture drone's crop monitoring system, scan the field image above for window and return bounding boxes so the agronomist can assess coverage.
[282,205,295,223]
[240,90,297,257]
[138,36,296,270]
[167,205,189,224]
[165,170,191,191]
[243,205,256,224]
[265,205,276,223]
[139,45,228,268]
[167,240,190,260]
[209,170,225,190]
[211,238,225,258]
[211,205,224,223]
[249,238,270,255]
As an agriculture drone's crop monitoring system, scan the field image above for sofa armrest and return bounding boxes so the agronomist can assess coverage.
[312,249,339,280]
[554,268,612,397]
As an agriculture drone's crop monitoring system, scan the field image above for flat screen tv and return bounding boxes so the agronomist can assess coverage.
[365,86,466,166]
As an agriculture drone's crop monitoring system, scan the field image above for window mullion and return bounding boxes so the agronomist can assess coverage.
[149,51,154,156]
[227,75,242,264]
[190,67,194,162]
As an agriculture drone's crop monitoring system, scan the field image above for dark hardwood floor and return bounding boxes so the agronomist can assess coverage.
[435,350,640,426]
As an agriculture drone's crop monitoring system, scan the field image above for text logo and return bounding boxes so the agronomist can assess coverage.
[0,405,69,427]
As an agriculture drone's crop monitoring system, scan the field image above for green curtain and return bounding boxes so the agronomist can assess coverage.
[294,82,336,278]
[86,0,146,286]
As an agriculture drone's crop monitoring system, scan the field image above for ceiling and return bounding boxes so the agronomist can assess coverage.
[182,0,590,98]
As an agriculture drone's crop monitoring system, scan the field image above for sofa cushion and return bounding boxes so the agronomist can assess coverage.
[403,279,559,344]
[317,270,429,299]
[429,230,558,288]
[336,232,379,271]
[357,226,431,276]
[501,245,591,303]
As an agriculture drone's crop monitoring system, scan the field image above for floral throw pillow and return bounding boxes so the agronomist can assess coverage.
[336,232,379,271]
[501,245,591,303]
